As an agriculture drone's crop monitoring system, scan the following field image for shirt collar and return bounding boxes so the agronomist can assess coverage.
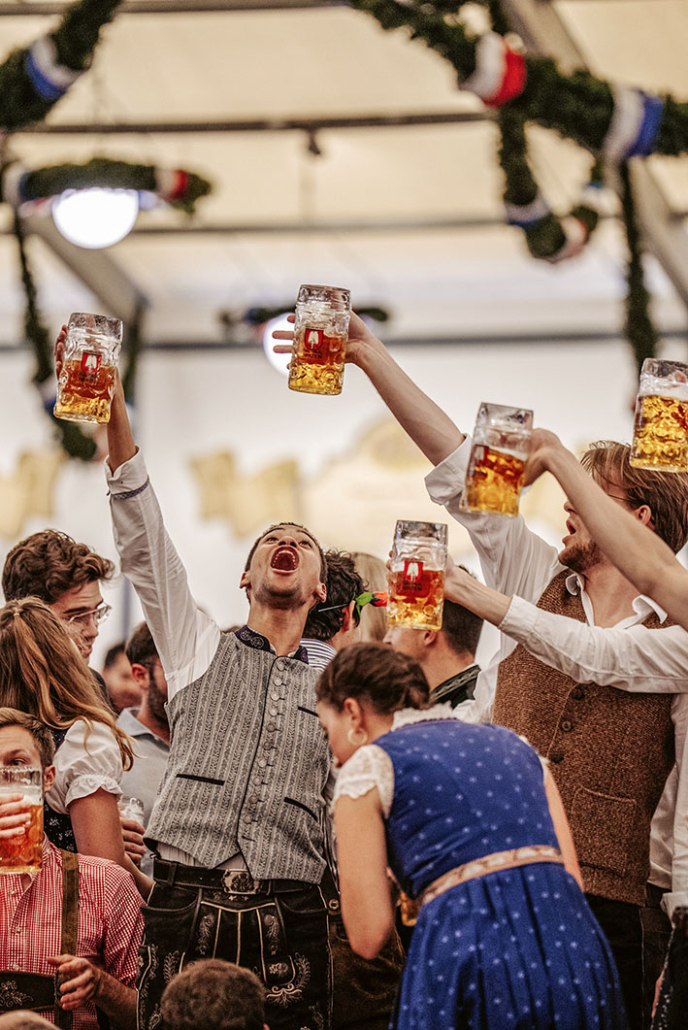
[235,625,310,664]
[564,572,668,623]
[117,707,150,737]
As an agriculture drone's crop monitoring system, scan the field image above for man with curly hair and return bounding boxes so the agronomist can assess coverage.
[2,530,115,664]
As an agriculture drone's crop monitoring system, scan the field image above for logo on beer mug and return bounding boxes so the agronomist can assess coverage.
[304,328,324,354]
[401,560,426,595]
[80,351,101,380]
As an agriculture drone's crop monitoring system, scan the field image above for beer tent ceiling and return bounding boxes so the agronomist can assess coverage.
[1,0,688,347]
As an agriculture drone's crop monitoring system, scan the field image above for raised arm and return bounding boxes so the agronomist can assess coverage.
[525,430,688,630]
[275,312,464,466]
[444,561,688,694]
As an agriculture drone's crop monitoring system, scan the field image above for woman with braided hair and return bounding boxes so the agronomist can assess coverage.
[317,642,627,1029]
[0,597,150,896]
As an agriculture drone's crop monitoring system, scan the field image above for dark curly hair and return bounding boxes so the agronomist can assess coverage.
[303,550,365,642]
[2,530,115,606]
[316,642,430,715]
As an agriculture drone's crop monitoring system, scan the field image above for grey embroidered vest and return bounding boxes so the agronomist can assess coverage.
[145,631,331,882]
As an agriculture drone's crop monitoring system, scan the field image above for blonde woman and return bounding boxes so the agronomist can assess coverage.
[0,597,150,895]
[350,552,388,643]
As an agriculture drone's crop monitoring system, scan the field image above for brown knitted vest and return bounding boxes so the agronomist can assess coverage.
[493,570,675,906]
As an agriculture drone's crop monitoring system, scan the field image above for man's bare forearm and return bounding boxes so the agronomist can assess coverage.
[444,566,512,625]
[94,970,137,1027]
[106,378,137,473]
[357,341,465,466]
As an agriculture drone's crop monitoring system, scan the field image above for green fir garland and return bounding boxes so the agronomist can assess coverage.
[349,0,688,367]
[0,0,123,130]
[1,158,212,214]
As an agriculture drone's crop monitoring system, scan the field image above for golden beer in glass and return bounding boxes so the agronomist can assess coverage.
[54,312,123,425]
[460,403,533,517]
[387,520,448,631]
[630,360,688,472]
[288,285,351,396]
[0,767,43,875]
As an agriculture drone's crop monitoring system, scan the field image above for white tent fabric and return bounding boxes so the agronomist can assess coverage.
[0,0,687,343]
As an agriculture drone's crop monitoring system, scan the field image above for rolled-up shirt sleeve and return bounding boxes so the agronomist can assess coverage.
[499,595,688,692]
[46,720,123,814]
[106,450,220,700]
[425,439,562,602]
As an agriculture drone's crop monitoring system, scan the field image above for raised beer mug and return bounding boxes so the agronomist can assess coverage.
[54,312,123,425]
[630,359,688,472]
[387,520,448,631]
[460,402,533,517]
[0,767,43,874]
[288,284,351,396]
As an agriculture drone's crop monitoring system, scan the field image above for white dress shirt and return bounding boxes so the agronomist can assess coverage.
[425,438,688,918]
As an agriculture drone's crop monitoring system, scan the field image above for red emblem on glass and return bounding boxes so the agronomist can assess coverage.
[304,328,324,353]
[400,559,429,596]
[80,352,101,380]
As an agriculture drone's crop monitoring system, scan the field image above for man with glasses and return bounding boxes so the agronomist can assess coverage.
[2,529,114,667]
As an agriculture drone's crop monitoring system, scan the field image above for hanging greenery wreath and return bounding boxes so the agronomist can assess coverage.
[351,0,688,370]
[0,0,213,459]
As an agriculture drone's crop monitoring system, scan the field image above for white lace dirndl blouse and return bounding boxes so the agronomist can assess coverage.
[45,718,124,815]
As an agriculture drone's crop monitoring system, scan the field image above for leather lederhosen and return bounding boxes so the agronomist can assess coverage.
[0,849,79,1028]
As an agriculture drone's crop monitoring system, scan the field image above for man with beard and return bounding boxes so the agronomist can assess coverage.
[57,326,334,1030]
[275,313,688,1028]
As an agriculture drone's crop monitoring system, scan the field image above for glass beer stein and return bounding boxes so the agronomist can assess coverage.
[630,359,688,472]
[54,312,123,425]
[460,403,533,517]
[288,284,351,396]
[0,767,43,874]
[387,520,448,631]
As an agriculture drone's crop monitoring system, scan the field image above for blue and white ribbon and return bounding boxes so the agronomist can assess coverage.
[505,192,551,228]
[602,87,664,164]
[1,163,31,209]
[24,36,83,103]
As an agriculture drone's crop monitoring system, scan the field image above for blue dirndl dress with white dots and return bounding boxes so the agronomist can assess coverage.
[376,718,628,1030]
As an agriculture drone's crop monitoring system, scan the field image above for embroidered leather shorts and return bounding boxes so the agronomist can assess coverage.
[137,872,331,1030]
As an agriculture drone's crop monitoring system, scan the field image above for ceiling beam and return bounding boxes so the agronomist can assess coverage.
[22,212,148,324]
[3,210,628,237]
[502,0,688,311]
[0,0,343,15]
[16,111,489,135]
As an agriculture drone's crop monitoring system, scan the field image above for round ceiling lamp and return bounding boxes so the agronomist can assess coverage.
[263,314,293,376]
[52,187,139,249]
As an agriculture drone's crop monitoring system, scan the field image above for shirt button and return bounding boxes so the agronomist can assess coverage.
[550,751,564,764]
[270,692,281,701]
[11,964,20,971]
[561,720,573,732]
[269,708,278,717]
[13,926,22,934]
[258,759,267,768]
[571,688,585,700]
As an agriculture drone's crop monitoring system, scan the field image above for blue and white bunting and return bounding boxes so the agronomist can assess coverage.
[602,87,665,164]
[24,36,83,103]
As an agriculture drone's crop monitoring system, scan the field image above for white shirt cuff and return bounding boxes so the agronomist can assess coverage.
[424,438,472,506]
[662,889,688,922]
[498,594,540,638]
[105,449,147,493]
